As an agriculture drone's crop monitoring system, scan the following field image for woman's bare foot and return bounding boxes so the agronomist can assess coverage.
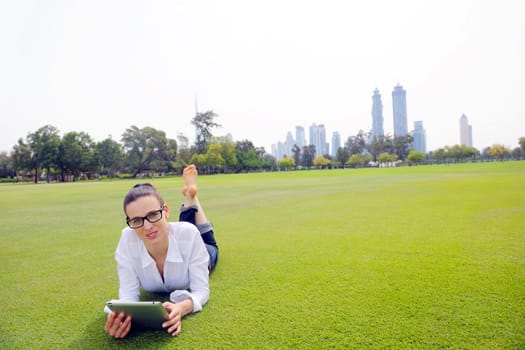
[182,165,198,199]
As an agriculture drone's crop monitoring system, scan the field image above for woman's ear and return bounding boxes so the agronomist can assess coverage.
[163,203,169,218]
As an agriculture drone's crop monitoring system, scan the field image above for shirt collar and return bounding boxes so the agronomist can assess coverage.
[139,226,183,268]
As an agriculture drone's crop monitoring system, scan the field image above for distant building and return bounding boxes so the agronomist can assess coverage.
[331,131,341,157]
[271,142,285,160]
[295,126,306,149]
[411,121,426,153]
[459,114,473,147]
[392,84,408,137]
[285,131,295,157]
[371,89,384,138]
[271,131,295,160]
[309,123,328,156]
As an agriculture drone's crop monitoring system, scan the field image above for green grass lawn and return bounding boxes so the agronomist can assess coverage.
[1,162,524,349]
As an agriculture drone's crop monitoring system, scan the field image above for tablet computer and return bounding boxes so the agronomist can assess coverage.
[105,301,169,330]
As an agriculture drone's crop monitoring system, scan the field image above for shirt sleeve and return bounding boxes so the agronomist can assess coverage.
[115,231,141,302]
[170,227,210,313]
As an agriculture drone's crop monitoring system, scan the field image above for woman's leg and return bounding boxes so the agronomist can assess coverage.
[179,165,219,271]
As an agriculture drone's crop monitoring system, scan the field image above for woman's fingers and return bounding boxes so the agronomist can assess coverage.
[167,317,181,336]
[105,312,132,338]
[115,315,132,338]
[162,302,182,336]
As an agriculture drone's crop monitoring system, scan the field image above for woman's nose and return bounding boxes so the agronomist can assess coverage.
[143,219,154,229]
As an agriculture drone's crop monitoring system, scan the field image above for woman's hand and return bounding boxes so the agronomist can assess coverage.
[162,299,193,336]
[104,311,132,339]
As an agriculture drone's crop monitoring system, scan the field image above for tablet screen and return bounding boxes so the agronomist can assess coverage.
[106,301,169,330]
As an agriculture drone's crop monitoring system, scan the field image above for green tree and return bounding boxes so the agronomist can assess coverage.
[393,135,413,161]
[519,137,525,153]
[235,140,263,172]
[261,153,277,171]
[121,126,175,177]
[407,150,425,164]
[487,144,510,160]
[189,153,207,170]
[511,147,522,160]
[448,144,478,162]
[378,152,398,164]
[204,143,226,173]
[19,125,61,183]
[176,133,193,167]
[367,134,394,161]
[240,148,262,171]
[58,131,95,181]
[346,130,367,155]
[335,147,350,168]
[431,147,447,163]
[292,144,301,169]
[0,152,14,178]
[313,155,330,168]
[192,110,221,154]
[278,156,295,170]
[164,138,178,171]
[346,154,367,168]
[11,139,33,180]
[94,137,124,178]
[212,137,238,172]
[301,145,316,168]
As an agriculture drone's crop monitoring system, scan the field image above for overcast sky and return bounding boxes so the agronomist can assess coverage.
[1,0,524,154]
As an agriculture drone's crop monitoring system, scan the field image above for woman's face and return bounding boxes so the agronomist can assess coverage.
[125,195,169,245]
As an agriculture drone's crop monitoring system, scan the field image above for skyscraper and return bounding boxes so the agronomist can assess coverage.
[331,131,341,157]
[459,114,473,147]
[295,126,306,149]
[285,131,295,157]
[309,123,328,156]
[411,121,426,153]
[371,89,384,138]
[392,84,408,138]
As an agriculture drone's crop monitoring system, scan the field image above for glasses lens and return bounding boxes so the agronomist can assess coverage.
[146,210,163,224]
[128,218,144,229]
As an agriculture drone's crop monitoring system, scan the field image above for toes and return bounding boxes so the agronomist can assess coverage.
[183,165,198,176]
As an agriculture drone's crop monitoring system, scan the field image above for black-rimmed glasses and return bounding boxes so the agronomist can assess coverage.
[126,207,164,229]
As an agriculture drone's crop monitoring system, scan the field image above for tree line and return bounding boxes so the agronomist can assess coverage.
[278,133,525,169]
[1,111,524,182]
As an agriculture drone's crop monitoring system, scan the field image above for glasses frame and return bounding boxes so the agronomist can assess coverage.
[126,207,164,229]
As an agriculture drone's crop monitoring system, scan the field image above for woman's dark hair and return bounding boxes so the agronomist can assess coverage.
[123,183,164,216]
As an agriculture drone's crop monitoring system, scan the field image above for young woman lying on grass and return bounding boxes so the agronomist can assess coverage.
[104,165,218,338]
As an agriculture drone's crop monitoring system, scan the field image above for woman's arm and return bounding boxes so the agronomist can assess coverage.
[104,231,141,339]
[161,298,194,336]
[169,230,210,312]
[115,232,141,302]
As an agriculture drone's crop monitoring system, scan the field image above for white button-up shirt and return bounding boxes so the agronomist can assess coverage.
[114,221,210,313]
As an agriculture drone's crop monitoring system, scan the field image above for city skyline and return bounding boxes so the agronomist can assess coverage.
[271,84,437,159]
[1,1,523,154]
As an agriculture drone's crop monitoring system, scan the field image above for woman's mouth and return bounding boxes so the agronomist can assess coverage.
[145,231,157,240]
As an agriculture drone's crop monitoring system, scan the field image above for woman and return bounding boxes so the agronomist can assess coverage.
[104,165,218,338]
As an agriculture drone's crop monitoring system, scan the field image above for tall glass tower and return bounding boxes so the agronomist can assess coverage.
[459,114,473,147]
[392,84,408,137]
[331,131,341,157]
[411,121,426,153]
[371,89,384,138]
[309,123,328,156]
[295,126,306,148]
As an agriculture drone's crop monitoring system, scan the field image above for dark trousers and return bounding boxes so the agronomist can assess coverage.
[179,206,219,271]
